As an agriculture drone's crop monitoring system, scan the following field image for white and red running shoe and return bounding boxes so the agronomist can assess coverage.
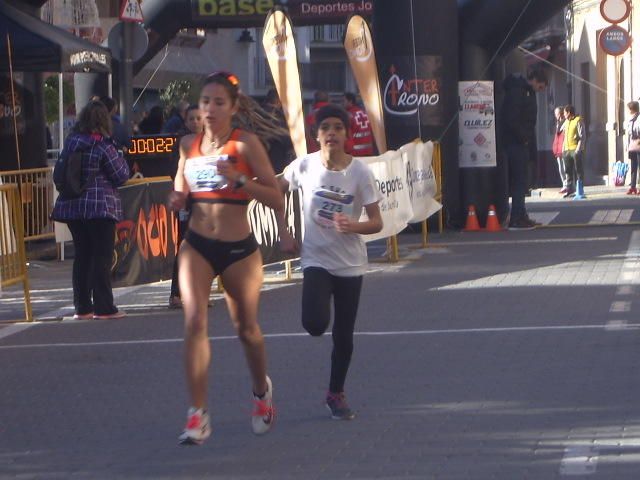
[251,376,275,435]
[178,407,211,445]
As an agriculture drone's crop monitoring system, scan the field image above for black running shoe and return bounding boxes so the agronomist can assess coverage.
[326,391,356,420]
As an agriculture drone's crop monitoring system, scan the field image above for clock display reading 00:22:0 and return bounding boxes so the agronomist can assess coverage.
[126,135,178,157]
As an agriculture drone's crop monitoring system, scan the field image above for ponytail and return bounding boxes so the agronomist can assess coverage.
[233,93,290,149]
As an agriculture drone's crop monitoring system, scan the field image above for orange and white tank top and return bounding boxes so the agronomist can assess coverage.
[183,129,254,205]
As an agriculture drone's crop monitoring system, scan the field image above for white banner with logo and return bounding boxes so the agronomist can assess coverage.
[458,81,497,168]
[399,141,442,222]
[263,8,307,157]
[344,15,387,154]
[360,150,413,243]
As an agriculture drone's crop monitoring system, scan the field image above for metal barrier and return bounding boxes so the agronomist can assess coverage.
[0,167,55,242]
[0,183,33,322]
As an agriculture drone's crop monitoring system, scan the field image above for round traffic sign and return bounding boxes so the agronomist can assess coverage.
[599,25,632,56]
[600,0,631,24]
[107,22,148,62]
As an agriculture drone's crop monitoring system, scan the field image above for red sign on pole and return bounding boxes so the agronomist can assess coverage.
[600,0,631,24]
[120,0,144,23]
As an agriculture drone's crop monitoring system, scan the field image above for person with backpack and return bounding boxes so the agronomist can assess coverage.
[552,106,568,194]
[51,100,130,320]
[625,101,640,195]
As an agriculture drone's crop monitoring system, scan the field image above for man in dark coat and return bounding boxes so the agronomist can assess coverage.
[500,69,547,230]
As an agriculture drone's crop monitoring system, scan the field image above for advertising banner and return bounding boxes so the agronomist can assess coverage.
[343,14,387,154]
[378,55,444,129]
[399,141,441,223]
[263,8,307,157]
[112,180,176,287]
[110,179,302,287]
[191,0,372,27]
[0,183,17,260]
[458,81,496,168]
[361,150,413,243]
[249,189,304,265]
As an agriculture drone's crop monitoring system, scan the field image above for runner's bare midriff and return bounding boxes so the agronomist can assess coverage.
[188,202,251,241]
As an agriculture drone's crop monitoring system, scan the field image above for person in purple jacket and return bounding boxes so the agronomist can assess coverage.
[51,100,130,320]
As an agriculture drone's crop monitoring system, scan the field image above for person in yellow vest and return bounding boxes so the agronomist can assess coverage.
[561,104,586,198]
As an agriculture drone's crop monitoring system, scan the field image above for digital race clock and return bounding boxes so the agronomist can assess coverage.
[127,134,178,157]
[125,134,179,178]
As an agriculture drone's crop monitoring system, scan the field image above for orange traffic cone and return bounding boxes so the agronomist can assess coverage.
[484,204,503,232]
[464,205,481,232]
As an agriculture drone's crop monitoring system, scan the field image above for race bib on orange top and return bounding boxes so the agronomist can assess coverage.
[184,155,229,192]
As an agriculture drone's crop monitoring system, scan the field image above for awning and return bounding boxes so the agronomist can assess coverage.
[0,2,111,73]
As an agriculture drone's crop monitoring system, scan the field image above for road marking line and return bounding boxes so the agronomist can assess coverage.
[528,211,559,225]
[603,209,621,224]
[609,301,631,313]
[619,209,634,223]
[590,209,634,225]
[434,237,616,247]
[559,445,598,475]
[589,210,607,224]
[0,323,35,340]
[1,323,638,350]
[605,320,629,331]
[616,285,635,295]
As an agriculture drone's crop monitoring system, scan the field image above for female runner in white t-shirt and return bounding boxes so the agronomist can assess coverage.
[279,104,383,419]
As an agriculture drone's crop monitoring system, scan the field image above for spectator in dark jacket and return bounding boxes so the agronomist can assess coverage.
[138,105,164,134]
[100,96,130,150]
[162,100,190,134]
[51,100,130,320]
[499,69,547,230]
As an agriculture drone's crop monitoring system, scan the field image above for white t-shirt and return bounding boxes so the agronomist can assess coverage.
[284,152,381,276]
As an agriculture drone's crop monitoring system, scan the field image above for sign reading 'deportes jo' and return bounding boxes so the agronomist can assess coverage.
[191,0,372,26]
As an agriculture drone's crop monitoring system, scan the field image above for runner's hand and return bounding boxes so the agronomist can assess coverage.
[333,213,352,233]
[168,190,187,211]
[279,229,300,254]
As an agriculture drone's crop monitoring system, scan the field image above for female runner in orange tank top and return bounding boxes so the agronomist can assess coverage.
[168,72,290,444]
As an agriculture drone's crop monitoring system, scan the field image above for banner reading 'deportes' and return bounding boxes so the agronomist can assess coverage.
[263,8,307,157]
[360,150,412,243]
[344,14,387,154]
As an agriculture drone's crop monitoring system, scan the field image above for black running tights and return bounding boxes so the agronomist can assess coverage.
[301,267,363,393]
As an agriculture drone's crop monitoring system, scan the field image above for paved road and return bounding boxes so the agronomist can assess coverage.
[2,196,640,478]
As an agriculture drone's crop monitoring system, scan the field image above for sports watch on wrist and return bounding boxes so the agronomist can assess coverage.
[234,174,248,189]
